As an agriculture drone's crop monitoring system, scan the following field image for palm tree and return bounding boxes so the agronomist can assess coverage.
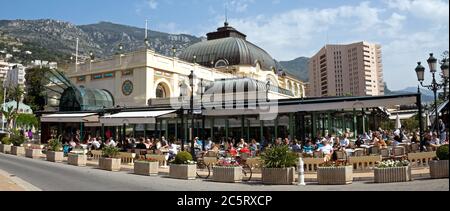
[1,106,18,130]
[7,85,25,129]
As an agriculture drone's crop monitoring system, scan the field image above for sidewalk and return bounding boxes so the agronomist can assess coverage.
[0,169,41,191]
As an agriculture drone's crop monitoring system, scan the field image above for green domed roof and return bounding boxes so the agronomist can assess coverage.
[179,24,277,71]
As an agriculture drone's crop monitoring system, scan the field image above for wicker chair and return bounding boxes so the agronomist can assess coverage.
[370,146,380,155]
[335,150,348,165]
[313,151,324,158]
[410,143,420,153]
[380,148,390,160]
[353,149,365,157]
[391,147,406,160]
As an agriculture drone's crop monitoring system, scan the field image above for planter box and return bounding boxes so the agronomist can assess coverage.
[317,166,353,185]
[212,166,242,183]
[169,164,196,180]
[25,148,42,159]
[261,167,295,185]
[134,161,160,176]
[374,166,412,183]
[0,144,12,154]
[11,146,25,156]
[46,151,64,163]
[99,158,121,171]
[68,154,87,167]
[430,160,449,179]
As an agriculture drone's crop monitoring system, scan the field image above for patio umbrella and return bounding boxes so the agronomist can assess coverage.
[426,113,432,128]
[395,114,402,129]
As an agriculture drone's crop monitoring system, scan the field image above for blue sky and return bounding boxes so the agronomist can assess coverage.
[1,0,449,90]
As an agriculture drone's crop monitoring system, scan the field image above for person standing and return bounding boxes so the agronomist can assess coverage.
[27,129,33,141]
[438,119,446,143]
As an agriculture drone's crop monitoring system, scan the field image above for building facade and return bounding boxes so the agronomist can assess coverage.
[308,41,384,97]
[57,23,305,110]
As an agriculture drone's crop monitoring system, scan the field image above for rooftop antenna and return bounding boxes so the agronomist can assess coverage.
[144,19,150,48]
[225,0,229,26]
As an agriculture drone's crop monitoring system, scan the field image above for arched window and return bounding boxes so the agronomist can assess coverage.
[156,84,167,99]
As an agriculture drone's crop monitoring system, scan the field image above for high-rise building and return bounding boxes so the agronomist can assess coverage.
[308,41,384,97]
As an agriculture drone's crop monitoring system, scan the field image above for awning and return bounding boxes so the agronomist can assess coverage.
[100,110,176,125]
[41,113,99,123]
[431,100,449,117]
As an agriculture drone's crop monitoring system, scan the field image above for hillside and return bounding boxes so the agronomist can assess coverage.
[0,19,201,64]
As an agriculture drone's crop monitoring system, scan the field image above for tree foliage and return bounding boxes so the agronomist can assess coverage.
[15,113,38,129]
[24,67,48,112]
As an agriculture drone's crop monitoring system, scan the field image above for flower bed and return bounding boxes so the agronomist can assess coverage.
[317,166,353,185]
[169,164,197,180]
[25,148,42,159]
[134,159,160,176]
[0,144,12,154]
[11,146,25,156]
[374,160,412,183]
[429,160,449,179]
[68,153,87,167]
[47,151,63,162]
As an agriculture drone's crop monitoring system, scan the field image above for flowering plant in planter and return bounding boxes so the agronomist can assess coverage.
[172,151,196,165]
[377,160,409,168]
[216,157,240,167]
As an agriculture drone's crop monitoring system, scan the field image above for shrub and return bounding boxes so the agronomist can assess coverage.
[102,146,120,158]
[47,139,63,152]
[1,136,11,145]
[173,151,194,165]
[10,134,26,147]
[437,145,449,161]
[261,145,298,168]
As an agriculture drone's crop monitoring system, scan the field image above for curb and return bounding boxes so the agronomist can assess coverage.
[0,169,42,191]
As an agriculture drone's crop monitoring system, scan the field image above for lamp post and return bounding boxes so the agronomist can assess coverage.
[415,53,448,132]
[179,81,185,151]
[189,70,195,158]
[89,51,94,72]
[440,58,449,121]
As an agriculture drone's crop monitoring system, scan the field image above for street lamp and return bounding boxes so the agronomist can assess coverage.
[440,58,449,125]
[179,81,187,151]
[89,51,95,72]
[415,53,446,132]
[188,70,195,158]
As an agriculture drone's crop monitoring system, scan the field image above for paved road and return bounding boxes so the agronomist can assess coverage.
[0,153,448,191]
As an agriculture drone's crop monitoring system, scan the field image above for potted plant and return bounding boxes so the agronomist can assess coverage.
[46,139,64,162]
[212,157,242,183]
[430,145,449,179]
[0,136,12,154]
[169,151,197,180]
[374,160,411,183]
[99,146,121,171]
[317,163,353,185]
[260,145,298,185]
[25,144,43,159]
[134,157,160,176]
[10,133,26,156]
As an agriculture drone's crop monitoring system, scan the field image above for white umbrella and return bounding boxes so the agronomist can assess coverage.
[395,114,402,129]
[426,113,432,128]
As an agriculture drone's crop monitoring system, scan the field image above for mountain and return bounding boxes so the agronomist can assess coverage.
[0,19,202,64]
[391,86,435,103]
[278,57,310,82]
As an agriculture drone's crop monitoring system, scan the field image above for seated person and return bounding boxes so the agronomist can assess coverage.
[318,140,334,162]
[228,146,238,157]
[240,144,251,155]
[302,140,314,156]
[428,133,441,150]
[339,134,350,148]
[392,135,402,147]
[135,138,147,150]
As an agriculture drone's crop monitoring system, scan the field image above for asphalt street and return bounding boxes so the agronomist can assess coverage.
[0,153,448,191]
